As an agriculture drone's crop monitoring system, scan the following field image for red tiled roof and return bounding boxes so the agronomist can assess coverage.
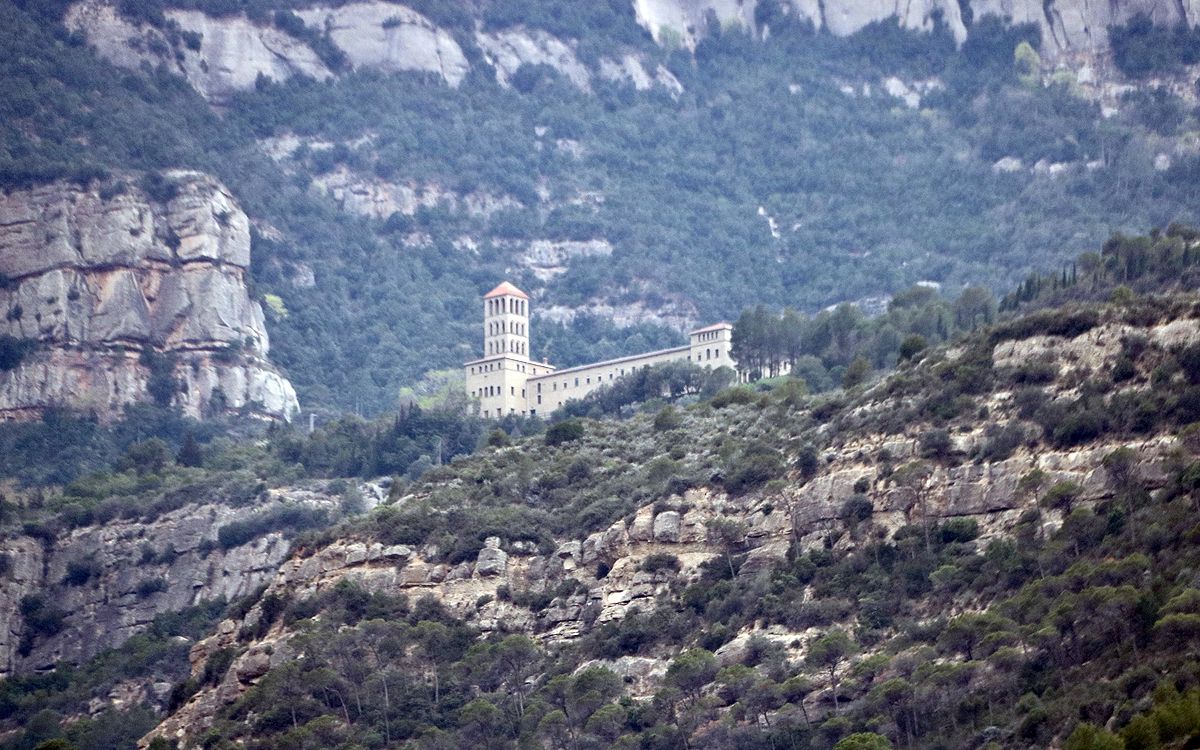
[483,281,529,300]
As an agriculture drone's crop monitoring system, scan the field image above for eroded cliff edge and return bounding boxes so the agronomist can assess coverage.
[0,171,299,422]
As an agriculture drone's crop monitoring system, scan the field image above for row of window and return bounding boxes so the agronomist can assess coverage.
[488,297,526,316]
[488,321,525,336]
[694,330,723,342]
[472,385,527,399]
[469,362,541,375]
[487,340,526,355]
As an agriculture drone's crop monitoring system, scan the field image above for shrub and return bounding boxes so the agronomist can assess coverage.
[939,517,979,543]
[725,443,785,494]
[839,495,874,525]
[919,429,952,458]
[641,553,682,574]
[795,445,820,480]
[979,421,1025,462]
[898,334,928,362]
[216,505,330,550]
[136,577,169,598]
[1052,408,1107,447]
[544,419,585,446]
[0,336,34,371]
[1010,355,1058,384]
[711,386,758,408]
[1179,343,1200,384]
[991,309,1100,343]
[653,405,682,431]
[20,594,66,637]
[842,356,872,388]
[63,557,100,586]
[835,732,893,750]
[1112,354,1138,383]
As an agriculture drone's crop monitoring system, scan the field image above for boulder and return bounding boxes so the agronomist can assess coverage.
[476,544,509,578]
[652,511,681,543]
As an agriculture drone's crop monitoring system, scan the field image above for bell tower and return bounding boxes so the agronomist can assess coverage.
[483,281,529,358]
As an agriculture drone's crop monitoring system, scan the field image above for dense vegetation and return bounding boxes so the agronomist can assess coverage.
[1108,14,1200,77]
[2,1,1198,414]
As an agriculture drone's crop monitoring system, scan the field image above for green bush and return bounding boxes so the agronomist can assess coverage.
[724,442,785,495]
[19,594,66,638]
[1052,408,1107,447]
[62,557,100,586]
[711,387,758,408]
[216,505,329,550]
[641,553,682,574]
[544,419,585,446]
[939,518,979,543]
[0,335,34,371]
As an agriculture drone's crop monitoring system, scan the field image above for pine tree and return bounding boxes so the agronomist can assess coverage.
[177,433,203,468]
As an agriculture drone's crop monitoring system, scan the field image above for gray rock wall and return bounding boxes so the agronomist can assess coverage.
[0,487,349,677]
[637,0,1199,55]
[0,171,298,421]
[64,0,1200,102]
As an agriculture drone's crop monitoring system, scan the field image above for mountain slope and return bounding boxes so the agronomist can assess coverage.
[135,290,1200,749]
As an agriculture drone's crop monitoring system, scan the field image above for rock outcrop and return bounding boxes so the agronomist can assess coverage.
[65,1,676,103]
[65,0,1200,94]
[309,167,521,221]
[0,171,298,421]
[296,3,469,85]
[64,2,334,104]
[476,28,593,91]
[0,482,389,677]
[635,0,1199,56]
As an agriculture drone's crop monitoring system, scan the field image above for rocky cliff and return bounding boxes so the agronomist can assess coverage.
[63,0,1199,105]
[636,0,1197,55]
[0,171,299,422]
[64,0,679,104]
[0,481,388,678]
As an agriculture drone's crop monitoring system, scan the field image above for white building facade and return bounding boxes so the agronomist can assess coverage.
[464,281,735,418]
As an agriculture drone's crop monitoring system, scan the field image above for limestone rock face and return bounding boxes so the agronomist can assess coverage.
[0,485,362,677]
[521,240,614,282]
[147,422,1187,743]
[633,0,760,48]
[633,0,1198,56]
[310,167,520,221]
[598,55,684,95]
[168,9,334,102]
[296,3,468,85]
[64,1,333,105]
[0,171,298,421]
[476,28,593,91]
[969,0,1199,54]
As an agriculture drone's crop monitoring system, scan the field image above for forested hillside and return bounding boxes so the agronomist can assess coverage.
[3,0,1199,413]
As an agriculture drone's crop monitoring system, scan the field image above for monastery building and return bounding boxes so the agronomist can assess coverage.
[464,281,735,418]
